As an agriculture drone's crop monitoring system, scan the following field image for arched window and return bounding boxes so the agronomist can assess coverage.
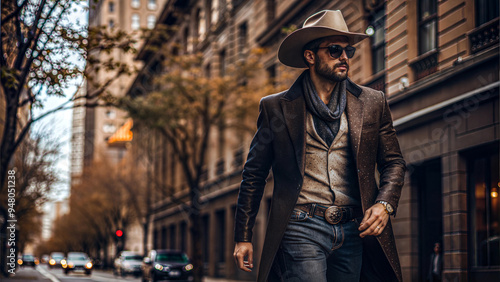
[131,14,140,30]
[148,0,156,10]
[198,9,206,40]
[147,15,156,29]
[211,0,219,24]
[131,0,140,9]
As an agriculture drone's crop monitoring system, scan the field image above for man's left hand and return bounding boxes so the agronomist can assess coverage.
[358,203,389,238]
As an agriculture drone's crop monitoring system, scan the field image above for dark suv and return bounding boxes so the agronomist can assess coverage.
[141,250,193,282]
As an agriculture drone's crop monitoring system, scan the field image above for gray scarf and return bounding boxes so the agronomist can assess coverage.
[302,70,347,146]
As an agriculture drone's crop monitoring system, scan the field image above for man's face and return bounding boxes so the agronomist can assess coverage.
[434,243,441,253]
[312,36,350,82]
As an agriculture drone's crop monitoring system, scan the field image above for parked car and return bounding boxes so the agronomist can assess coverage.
[141,250,193,282]
[62,252,93,275]
[18,254,38,267]
[114,251,142,277]
[49,252,65,269]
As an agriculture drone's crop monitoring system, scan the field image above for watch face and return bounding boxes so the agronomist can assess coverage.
[386,204,394,214]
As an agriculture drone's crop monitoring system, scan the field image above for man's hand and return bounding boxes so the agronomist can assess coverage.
[358,203,389,238]
[233,242,254,272]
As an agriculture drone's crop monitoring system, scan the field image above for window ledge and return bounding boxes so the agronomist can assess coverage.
[409,49,439,81]
[363,70,386,92]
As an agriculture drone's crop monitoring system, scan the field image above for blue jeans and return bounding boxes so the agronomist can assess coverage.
[273,209,363,282]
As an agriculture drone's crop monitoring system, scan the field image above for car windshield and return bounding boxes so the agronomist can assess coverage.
[52,255,64,259]
[156,253,189,263]
[23,255,34,260]
[68,254,87,260]
[125,255,142,261]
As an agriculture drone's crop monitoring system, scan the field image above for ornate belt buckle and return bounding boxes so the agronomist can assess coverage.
[325,206,342,224]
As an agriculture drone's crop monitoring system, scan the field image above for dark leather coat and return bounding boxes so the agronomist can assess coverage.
[234,72,406,281]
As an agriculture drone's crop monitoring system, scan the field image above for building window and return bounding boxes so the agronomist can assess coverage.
[180,221,187,252]
[131,14,140,30]
[169,225,176,250]
[267,0,276,24]
[216,210,226,263]
[103,123,116,133]
[418,0,437,55]
[105,109,116,119]
[205,63,211,78]
[131,0,140,9]
[266,64,276,86]
[202,215,209,263]
[183,27,189,53]
[219,49,226,77]
[198,8,206,41]
[109,19,115,29]
[238,22,248,59]
[468,149,499,270]
[147,0,157,10]
[211,0,219,24]
[147,15,156,29]
[109,2,115,12]
[367,6,386,74]
[476,0,499,26]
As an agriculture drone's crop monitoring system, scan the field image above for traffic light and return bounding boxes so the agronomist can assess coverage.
[115,230,123,237]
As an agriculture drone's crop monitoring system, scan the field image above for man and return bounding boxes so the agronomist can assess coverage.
[233,10,406,282]
[428,243,443,282]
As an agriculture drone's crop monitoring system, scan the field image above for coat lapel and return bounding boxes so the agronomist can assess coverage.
[346,79,364,166]
[280,72,307,177]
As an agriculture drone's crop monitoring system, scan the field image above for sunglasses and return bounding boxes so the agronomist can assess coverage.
[317,45,356,59]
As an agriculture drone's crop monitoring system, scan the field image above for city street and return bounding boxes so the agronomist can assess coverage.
[3,264,245,282]
[4,265,140,282]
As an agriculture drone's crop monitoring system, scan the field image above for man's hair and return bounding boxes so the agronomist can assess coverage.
[302,37,327,67]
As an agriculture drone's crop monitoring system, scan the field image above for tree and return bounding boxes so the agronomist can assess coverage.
[0,124,60,275]
[118,50,286,281]
[0,0,137,194]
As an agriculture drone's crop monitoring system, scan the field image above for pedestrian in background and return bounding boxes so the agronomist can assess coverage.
[428,242,443,282]
[233,10,406,282]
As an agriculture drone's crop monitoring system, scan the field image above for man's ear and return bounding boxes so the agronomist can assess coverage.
[304,50,315,66]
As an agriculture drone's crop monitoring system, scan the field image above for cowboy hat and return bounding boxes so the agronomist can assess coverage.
[278,10,369,68]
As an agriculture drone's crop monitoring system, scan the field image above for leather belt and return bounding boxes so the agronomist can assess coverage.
[295,204,363,224]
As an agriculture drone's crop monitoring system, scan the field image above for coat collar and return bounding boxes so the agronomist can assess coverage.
[279,71,364,176]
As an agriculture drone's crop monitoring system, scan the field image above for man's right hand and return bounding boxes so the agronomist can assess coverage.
[233,242,253,272]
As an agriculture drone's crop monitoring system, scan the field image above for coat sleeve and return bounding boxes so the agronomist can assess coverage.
[234,98,274,242]
[375,92,406,215]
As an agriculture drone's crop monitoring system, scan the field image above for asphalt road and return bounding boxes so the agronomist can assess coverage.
[3,264,141,282]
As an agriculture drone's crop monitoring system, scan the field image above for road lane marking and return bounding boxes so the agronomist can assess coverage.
[37,266,61,282]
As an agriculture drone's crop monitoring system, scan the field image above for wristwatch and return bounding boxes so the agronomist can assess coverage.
[376,201,394,215]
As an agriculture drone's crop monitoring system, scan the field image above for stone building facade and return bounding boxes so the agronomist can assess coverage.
[128,0,499,281]
[84,0,164,168]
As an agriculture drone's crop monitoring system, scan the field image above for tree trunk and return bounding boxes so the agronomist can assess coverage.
[190,184,204,282]
[0,96,19,194]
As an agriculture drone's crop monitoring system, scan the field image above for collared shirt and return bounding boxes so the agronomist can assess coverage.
[296,111,361,206]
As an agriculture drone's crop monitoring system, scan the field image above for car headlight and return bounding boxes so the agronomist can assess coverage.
[49,259,55,265]
[184,264,193,271]
[155,264,170,272]
[86,262,93,269]
[18,259,23,265]
[68,262,75,268]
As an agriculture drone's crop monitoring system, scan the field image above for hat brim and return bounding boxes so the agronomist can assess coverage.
[278,26,369,68]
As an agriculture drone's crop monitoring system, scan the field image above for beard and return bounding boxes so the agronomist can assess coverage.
[314,55,349,82]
